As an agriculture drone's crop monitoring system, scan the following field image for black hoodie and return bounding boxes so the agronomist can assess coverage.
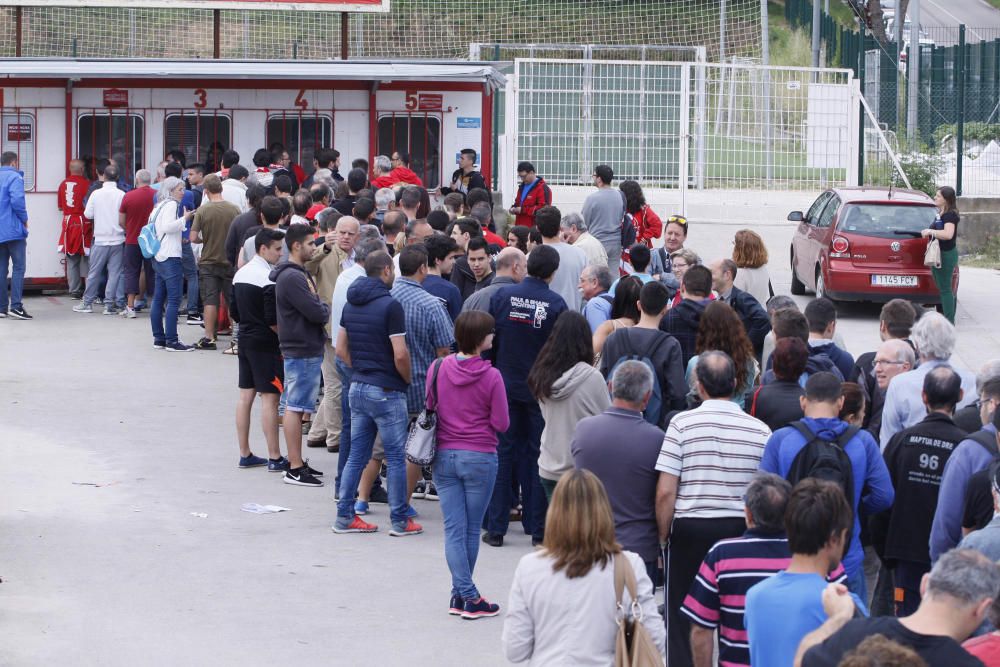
[659,298,707,365]
[270,261,330,359]
[450,255,495,301]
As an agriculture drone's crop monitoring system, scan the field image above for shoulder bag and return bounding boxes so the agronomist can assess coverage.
[613,554,664,667]
[405,357,444,466]
[924,237,941,268]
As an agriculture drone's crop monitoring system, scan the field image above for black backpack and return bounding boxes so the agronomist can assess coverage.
[785,422,859,506]
[971,428,999,457]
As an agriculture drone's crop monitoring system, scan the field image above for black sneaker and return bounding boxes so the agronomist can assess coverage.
[8,307,32,320]
[193,337,217,351]
[369,485,389,504]
[303,460,324,477]
[449,594,465,616]
[461,597,500,620]
[284,466,324,487]
[482,532,503,547]
[186,314,204,326]
[424,481,439,501]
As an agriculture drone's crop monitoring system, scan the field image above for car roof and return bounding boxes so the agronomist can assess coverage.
[829,186,935,205]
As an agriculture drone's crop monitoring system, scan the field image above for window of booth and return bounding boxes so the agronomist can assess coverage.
[377,114,441,189]
[78,112,144,185]
[1,111,35,191]
[164,113,232,173]
[266,115,332,178]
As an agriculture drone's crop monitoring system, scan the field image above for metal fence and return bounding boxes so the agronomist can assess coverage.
[505,59,880,213]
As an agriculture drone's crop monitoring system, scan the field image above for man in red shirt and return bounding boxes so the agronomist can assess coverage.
[57,159,93,299]
[118,169,156,317]
[509,161,551,227]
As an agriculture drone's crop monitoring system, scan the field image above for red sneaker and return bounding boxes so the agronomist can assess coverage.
[332,515,378,533]
[389,518,423,537]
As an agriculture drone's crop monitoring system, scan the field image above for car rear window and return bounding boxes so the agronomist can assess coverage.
[836,203,937,238]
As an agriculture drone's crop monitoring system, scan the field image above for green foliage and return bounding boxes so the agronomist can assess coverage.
[932,122,1000,147]
[898,152,946,195]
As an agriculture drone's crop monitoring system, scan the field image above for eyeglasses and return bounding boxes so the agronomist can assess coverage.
[873,359,908,366]
[672,263,688,271]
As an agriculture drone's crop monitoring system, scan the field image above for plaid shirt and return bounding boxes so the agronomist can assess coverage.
[390,277,455,413]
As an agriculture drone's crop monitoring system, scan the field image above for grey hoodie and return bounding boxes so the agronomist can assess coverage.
[538,361,611,481]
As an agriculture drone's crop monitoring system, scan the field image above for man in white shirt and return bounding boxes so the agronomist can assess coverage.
[220,164,250,213]
[560,211,608,268]
[74,165,127,314]
[536,205,587,311]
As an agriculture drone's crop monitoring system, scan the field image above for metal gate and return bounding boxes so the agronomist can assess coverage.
[504,58,890,215]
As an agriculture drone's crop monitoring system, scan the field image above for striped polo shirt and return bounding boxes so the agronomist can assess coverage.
[681,530,846,667]
[656,400,771,519]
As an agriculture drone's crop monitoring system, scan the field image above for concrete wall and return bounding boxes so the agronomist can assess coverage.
[957,197,1000,255]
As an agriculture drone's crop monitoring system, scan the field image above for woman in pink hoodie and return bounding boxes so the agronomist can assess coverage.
[430,310,510,620]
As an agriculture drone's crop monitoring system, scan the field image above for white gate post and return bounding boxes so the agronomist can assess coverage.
[679,64,691,217]
[847,76,861,187]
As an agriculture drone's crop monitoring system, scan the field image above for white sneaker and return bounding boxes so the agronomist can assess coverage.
[72,303,93,313]
[103,307,117,316]
[123,307,137,319]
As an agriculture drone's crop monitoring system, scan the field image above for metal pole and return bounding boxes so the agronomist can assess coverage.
[213,9,221,59]
[859,20,866,184]
[907,0,920,145]
[761,0,773,180]
[15,6,22,58]
[895,0,903,128]
[720,0,727,62]
[340,13,349,60]
[812,0,821,68]
[957,24,966,195]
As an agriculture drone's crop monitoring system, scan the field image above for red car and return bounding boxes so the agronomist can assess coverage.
[789,187,958,304]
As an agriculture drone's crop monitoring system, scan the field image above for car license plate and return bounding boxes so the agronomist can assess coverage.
[871,274,918,287]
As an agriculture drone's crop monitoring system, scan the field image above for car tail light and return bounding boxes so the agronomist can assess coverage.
[830,236,850,257]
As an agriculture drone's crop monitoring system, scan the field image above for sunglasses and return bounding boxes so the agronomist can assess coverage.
[667,215,688,226]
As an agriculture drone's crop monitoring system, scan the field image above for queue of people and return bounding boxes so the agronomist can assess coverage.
[7,147,1000,666]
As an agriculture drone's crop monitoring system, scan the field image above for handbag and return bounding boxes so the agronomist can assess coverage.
[613,554,664,667]
[404,357,443,466]
[924,237,941,269]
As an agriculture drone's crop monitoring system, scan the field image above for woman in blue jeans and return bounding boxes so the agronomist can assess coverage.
[431,311,510,620]
[149,176,194,351]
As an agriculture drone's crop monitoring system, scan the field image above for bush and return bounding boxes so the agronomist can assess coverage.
[932,122,1000,147]
[898,152,946,196]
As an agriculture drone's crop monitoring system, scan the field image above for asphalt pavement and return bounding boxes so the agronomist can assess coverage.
[2,220,999,665]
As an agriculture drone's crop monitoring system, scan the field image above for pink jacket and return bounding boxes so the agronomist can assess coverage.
[429,354,510,453]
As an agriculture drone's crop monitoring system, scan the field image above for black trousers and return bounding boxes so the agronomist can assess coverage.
[666,516,747,667]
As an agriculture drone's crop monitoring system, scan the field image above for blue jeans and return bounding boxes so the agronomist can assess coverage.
[484,399,547,541]
[336,383,409,525]
[181,241,200,314]
[283,356,323,413]
[335,357,354,494]
[0,238,26,312]
[846,564,869,605]
[151,257,183,344]
[434,449,498,601]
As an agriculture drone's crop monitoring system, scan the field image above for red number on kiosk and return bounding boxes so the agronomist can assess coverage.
[295,89,309,109]
[193,88,207,109]
[405,92,418,111]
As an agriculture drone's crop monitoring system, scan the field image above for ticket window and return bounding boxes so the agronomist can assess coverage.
[78,112,144,186]
[377,114,441,189]
[164,113,232,174]
[266,115,332,179]
[1,112,35,191]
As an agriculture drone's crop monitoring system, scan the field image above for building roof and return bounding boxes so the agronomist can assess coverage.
[0,59,506,88]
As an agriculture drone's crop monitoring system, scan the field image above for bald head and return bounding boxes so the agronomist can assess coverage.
[334,216,361,253]
[495,247,527,282]
[874,338,915,390]
[406,220,433,244]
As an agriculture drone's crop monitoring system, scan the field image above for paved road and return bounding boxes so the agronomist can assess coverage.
[2,221,999,665]
[907,0,1000,45]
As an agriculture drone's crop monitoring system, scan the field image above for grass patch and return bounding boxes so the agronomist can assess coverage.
[769,2,813,67]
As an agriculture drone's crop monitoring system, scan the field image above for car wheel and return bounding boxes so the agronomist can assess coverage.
[790,247,806,295]
[815,267,827,299]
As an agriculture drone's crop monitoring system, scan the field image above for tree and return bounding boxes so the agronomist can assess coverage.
[866,0,910,47]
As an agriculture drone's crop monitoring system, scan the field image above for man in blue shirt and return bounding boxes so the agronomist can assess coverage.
[0,151,29,320]
[881,312,977,449]
[579,264,613,333]
[484,244,567,547]
[389,244,455,510]
[759,372,894,599]
[745,478,867,667]
[334,250,420,537]
[422,233,463,322]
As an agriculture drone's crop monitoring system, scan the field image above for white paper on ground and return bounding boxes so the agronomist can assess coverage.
[241,503,291,514]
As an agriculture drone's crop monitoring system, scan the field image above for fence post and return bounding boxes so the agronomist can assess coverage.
[858,20,866,184]
[812,0,821,69]
[907,0,920,146]
[956,24,965,196]
[679,65,691,217]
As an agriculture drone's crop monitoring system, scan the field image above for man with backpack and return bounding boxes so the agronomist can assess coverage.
[599,281,686,428]
[579,264,613,333]
[758,372,894,599]
[655,350,772,667]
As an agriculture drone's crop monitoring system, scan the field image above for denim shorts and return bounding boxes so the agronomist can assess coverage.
[283,355,323,413]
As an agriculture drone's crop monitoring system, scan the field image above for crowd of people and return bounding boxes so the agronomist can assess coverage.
[5,146,1000,666]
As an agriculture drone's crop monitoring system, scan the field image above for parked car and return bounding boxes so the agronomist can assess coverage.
[789,187,958,304]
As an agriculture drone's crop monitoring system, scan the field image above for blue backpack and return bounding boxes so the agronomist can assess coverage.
[138,199,172,259]
[608,329,671,426]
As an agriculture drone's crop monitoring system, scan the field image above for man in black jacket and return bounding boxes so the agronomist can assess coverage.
[710,258,771,356]
[878,366,968,616]
[270,224,330,488]
[450,221,494,300]
[439,148,488,196]
[660,265,713,365]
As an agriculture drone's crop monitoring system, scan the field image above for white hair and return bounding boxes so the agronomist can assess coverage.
[561,211,587,232]
[977,359,1000,394]
[375,187,395,209]
[313,168,335,190]
[611,360,654,404]
[911,311,956,361]
[158,176,184,203]
[134,169,152,186]
[374,155,392,175]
